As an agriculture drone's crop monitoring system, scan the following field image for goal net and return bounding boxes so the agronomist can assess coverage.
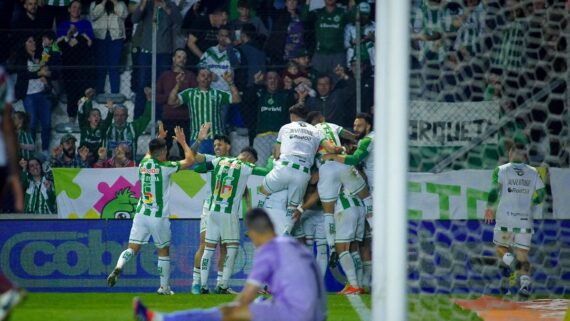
[407,0,570,319]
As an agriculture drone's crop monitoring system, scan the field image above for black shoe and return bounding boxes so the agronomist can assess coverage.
[107,268,122,287]
[200,287,210,294]
[329,251,339,269]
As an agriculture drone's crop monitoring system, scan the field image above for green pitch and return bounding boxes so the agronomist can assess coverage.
[8,293,483,321]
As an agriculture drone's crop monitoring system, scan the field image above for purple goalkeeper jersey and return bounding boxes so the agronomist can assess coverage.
[247,236,327,321]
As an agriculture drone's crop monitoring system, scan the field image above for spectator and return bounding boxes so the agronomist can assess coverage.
[40,31,62,94]
[344,2,375,68]
[235,23,266,89]
[198,26,240,92]
[94,144,136,168]
[167,68,240,154]
[266,0,305,66]
[57,18,94,125]
[156,49,197,158]
[183,7,228,69]
[289,48,320,87]
[10,0,51,48]
[19,157,56,214]
[245,71,296,166]
[10,36,53,157]
[44,0,71,28]
[132,0,183,117]
[453,0,486,59]
[78,88,114,165]
[349,57,374,115]
[303,65,355,129]
[228,0,269,45]
[13,111,35,161]
[104,87,153,158]
[90,0,129,96]
[50,134,90,169]
[302,0,351,80]
[56,0,96,40]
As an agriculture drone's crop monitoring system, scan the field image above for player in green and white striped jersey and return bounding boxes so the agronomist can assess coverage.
[107,126,196,295]
[20,158,56,214]
[485,143,546,298]
[191,143,268,294]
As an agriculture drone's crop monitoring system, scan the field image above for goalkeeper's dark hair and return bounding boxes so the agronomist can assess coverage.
[289,104,308,119]
[306,111,324,125]
[356,112,373,130]
[245,208,275,234]
[240,146,258,162]
[149,138,167,156]
[213,134,231,145]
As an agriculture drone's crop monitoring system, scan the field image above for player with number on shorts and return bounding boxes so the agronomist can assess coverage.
[484,143,545,299]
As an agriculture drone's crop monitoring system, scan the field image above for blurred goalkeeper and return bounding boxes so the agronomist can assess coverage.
[134,208,326,321]
[484,143,546,298]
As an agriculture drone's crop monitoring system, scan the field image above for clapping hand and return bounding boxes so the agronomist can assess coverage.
[222,71,234,85]
[253,71,264,85]
[197,122,211,141]
[98,147,107,160]
[78,146,90,161]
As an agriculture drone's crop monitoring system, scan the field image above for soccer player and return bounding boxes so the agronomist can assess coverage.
[484,143,546,298]
[321,113,374,288]
[133,208,326,321]
[190,124,234,294]
[106,126,195,295]
[192,144,269,294]
[307,111,373,261]
[258,104,342,229]
[261,156,291,236]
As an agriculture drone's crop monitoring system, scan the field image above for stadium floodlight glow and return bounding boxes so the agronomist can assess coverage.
[373,1,410,321]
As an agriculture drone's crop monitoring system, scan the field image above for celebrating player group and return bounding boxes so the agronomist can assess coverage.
[106,103,375,299]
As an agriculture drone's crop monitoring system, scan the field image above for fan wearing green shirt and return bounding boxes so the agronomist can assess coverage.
[168,68,241,155]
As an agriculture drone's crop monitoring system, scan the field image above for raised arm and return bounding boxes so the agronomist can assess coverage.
[173,126,196,169]
[190,122,210,163]
[167,72,185,106]
[223,71,241,103]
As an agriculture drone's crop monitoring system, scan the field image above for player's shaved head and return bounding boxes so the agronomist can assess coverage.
[289,104,308,120]
[245,208,275,239]
[238,146,258,163]
[306,111,324,125]
[149,138,167,158]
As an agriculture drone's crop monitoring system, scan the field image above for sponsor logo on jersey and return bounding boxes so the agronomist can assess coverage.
[260,105,282,112]
[514,167,525,176]
[290,134,312,141]
[140,168,160,175]
[143,192,154,204]
[507,178,531,186]
[219,159,241,169]
[507,187,529,194]
[320,22,340,29]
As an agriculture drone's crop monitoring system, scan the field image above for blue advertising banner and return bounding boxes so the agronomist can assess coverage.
[1,219,569,294]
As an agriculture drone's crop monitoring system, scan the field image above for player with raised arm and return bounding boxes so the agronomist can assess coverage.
[189,123,235,294]
[106,126,195,295]
[257,104,342,232]
[191,140,269,294]
[307,111,373,263]
[484,143,546,299]
[133,208,326,321]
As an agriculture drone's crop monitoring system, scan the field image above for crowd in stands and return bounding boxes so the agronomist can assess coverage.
[1,0,569,214]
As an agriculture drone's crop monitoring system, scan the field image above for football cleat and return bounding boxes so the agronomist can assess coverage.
[157,286,174,295]
[133,297,154,321]
[214,286,238,295]
[191,284,201,295]
[337,285,364,295]
[328,251,339,269]
[200,287,210,294]
[0,289,25,321]
[106,268,122,287]
[518,285,530,300]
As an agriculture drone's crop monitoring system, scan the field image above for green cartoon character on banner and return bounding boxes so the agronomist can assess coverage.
[101,188,138,219]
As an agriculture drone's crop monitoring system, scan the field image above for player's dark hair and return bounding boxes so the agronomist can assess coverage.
[213,134,231,145]
[245,208,275,234]
[240,146,258,162]
[356,112,373,130]
[211,7,227,16]
[149,138,167,156]
[289,104,308,119]
[306,111,323,125]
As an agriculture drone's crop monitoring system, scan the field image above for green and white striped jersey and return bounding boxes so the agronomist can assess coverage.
[208,157,267,214]
[23,175,56,214]
[177,88,231,140]
[315,122,343,166]
[46,0,72,6]
[135,156,181,218]
[493,162,545,232]
[198,46,233,92]
[335,192,363,213]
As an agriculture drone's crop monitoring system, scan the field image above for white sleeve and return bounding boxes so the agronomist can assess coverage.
[276,125,285,143]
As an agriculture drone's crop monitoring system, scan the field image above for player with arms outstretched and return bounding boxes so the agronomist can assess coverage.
[107,126,195,295]
[484,143,546,298]
[134,208,326,321]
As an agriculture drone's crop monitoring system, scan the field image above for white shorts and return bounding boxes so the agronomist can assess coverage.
[335,205,364,243]
[128,214,171,248]
[263,162,311,206]
[493,229,532,250]
[317,162,367,202]
[302,210,325,240]
[200,204,210,233]
[205,211,240,244]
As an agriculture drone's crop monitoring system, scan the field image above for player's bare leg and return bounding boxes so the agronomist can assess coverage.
[514,247,531,298]
[192,231,207,294]
[108,243,141,287]
[156,246,173,295]
[495,245,515,294]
